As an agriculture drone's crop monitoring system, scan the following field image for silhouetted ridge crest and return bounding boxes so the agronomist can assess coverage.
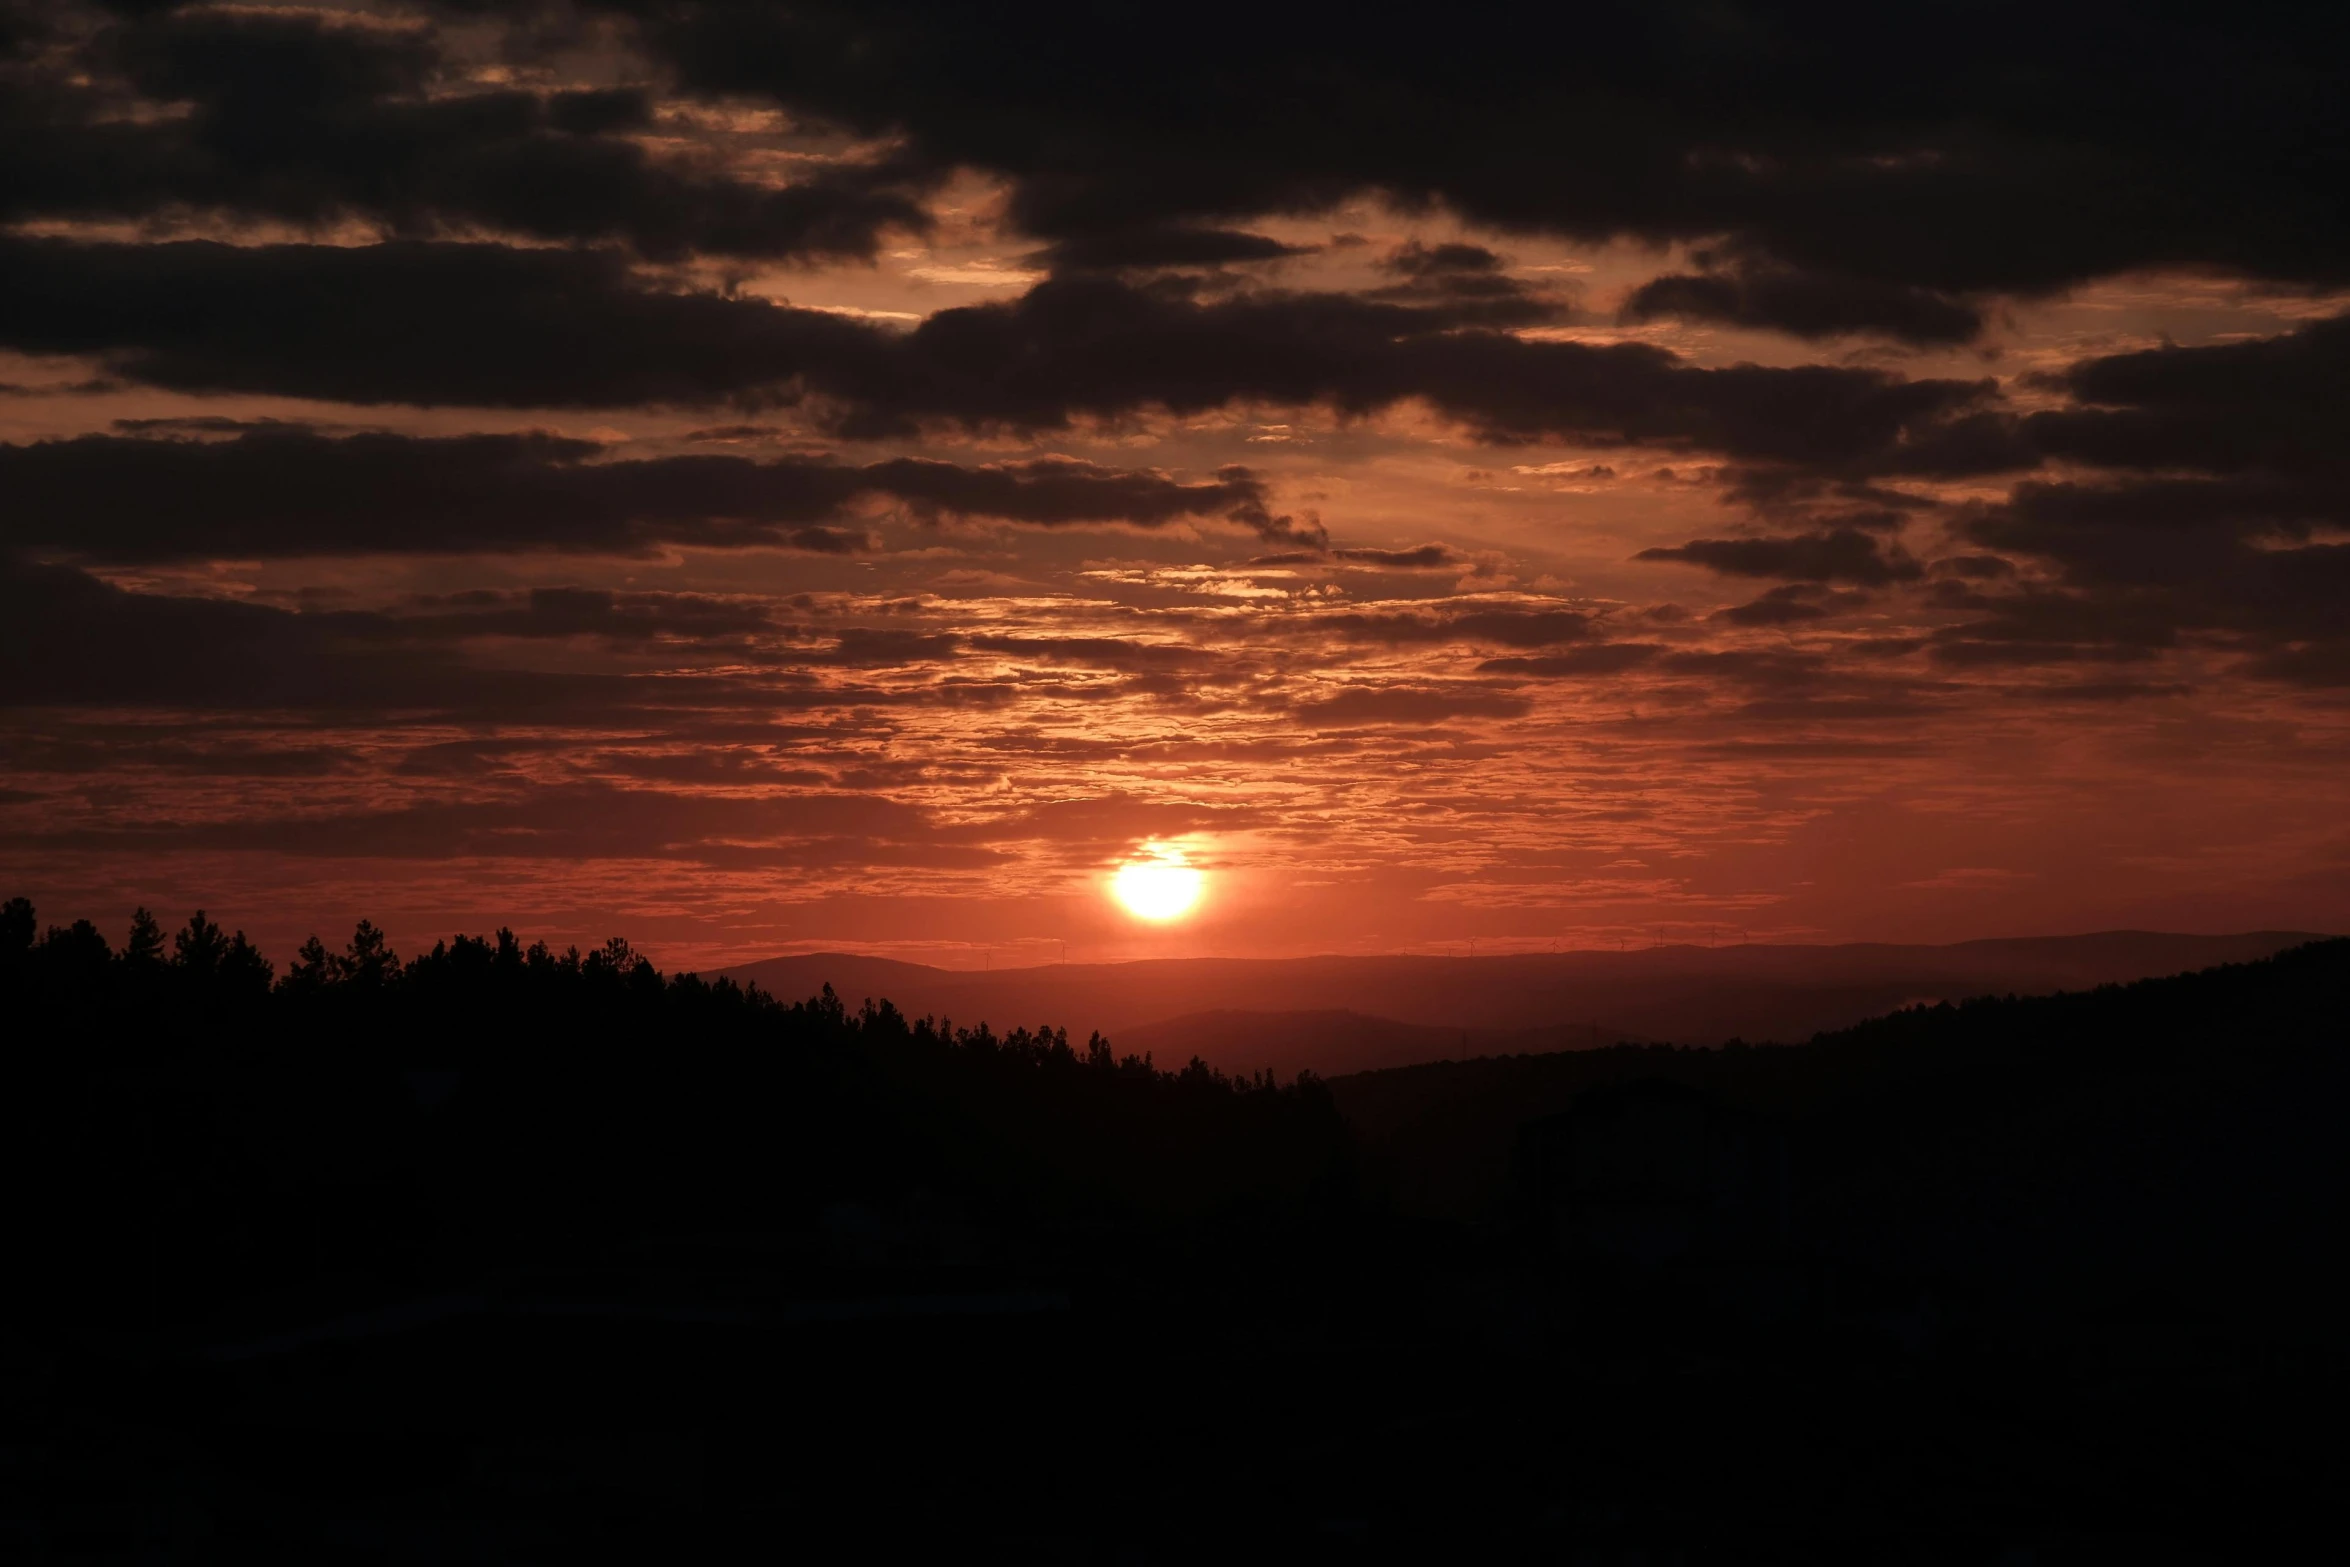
[1334,939,2350,1289]
[0,896,1351,1337]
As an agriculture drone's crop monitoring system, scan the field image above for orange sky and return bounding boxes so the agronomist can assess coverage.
[5,2,2347,968]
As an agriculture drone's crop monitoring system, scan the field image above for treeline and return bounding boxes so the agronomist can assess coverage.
[5,898,863,1054]
[3,895,1302,1089]
[0,898,1353,1336]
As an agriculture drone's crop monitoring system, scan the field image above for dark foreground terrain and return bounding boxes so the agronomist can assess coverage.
[3,899,2345,1561]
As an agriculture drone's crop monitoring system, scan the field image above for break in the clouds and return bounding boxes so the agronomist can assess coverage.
[3,0,2347,963]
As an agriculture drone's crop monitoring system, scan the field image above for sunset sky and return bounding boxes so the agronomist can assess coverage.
[5,1,2347,967]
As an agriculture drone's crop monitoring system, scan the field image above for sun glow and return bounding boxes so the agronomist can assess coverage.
[1110,847,1205,923]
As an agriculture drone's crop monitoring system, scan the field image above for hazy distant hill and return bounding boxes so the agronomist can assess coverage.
[1106,1010,1655,1082]
[722,930,2325,1077]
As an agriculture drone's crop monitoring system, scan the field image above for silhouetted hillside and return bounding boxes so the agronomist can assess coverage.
[0,897,1351,1341]
[6,896,2345,1558]
[723,929,2325,1075]
[1335,939,2350,1335]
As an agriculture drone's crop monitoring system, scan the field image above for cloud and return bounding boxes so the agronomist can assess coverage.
[1482,641,1935,720]
[0,239,1997,472]
[1034,226,1311,272]
[964,636,1209,671]
[6,5,935,260]
[1923,584,2181,667]
[0,558,977,718]
[0,235,880,408]
[2241,642,2350,688]
[1328,544,1474,570]
[1952,482,2350,674]
[2025,314,2350,478]
[395,587,783,643]
[1364,241,1570,328]
[826,277,1997,456]
[1288,684,1533,726]
[1649,649,1843,693]
[1638,528,1923,585]
[1883,316,2350,679]
[0,729,362,779]
[623,0,2350,302]
[1479,643,1666,677]
[11,4,2350,332]
[1621,263,1983,345]
[0,782,993,871]
[2057,314,2350,428]
[0,429,1287,559]
[1316,607,1597,647]
[973,793,1269,849]
[0,556,721,715]
[1931,555,2016,581]
[1716,584,1873,626]
[2010,681,2195,703]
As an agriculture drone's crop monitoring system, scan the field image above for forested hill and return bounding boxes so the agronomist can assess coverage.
[0,896,1351,1344]
[1335,938,2350,1311]
[8,891,2342,1341]
[3,902,2344,1553]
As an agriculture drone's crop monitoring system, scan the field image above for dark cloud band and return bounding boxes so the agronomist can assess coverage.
[0,237,1998,472]
[0,428,1286,560]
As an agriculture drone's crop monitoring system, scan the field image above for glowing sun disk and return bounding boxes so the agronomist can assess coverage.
[1111,854,1204,922]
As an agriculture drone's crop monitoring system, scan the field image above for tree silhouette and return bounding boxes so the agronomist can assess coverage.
[122,905,165,969]
[1,896,32,963]
[282,934,333,993]
[172,910,229,976]
[340,919,397,987]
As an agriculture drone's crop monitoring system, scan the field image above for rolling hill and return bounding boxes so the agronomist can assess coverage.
[722,929,2325,1077]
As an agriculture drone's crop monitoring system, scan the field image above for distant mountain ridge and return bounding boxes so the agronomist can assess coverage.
[721,930,2327,1079]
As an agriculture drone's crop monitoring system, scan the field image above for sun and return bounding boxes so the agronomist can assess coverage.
[1110,847,1205,922]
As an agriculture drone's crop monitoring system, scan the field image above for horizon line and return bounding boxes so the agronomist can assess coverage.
[714,926,2340,976]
